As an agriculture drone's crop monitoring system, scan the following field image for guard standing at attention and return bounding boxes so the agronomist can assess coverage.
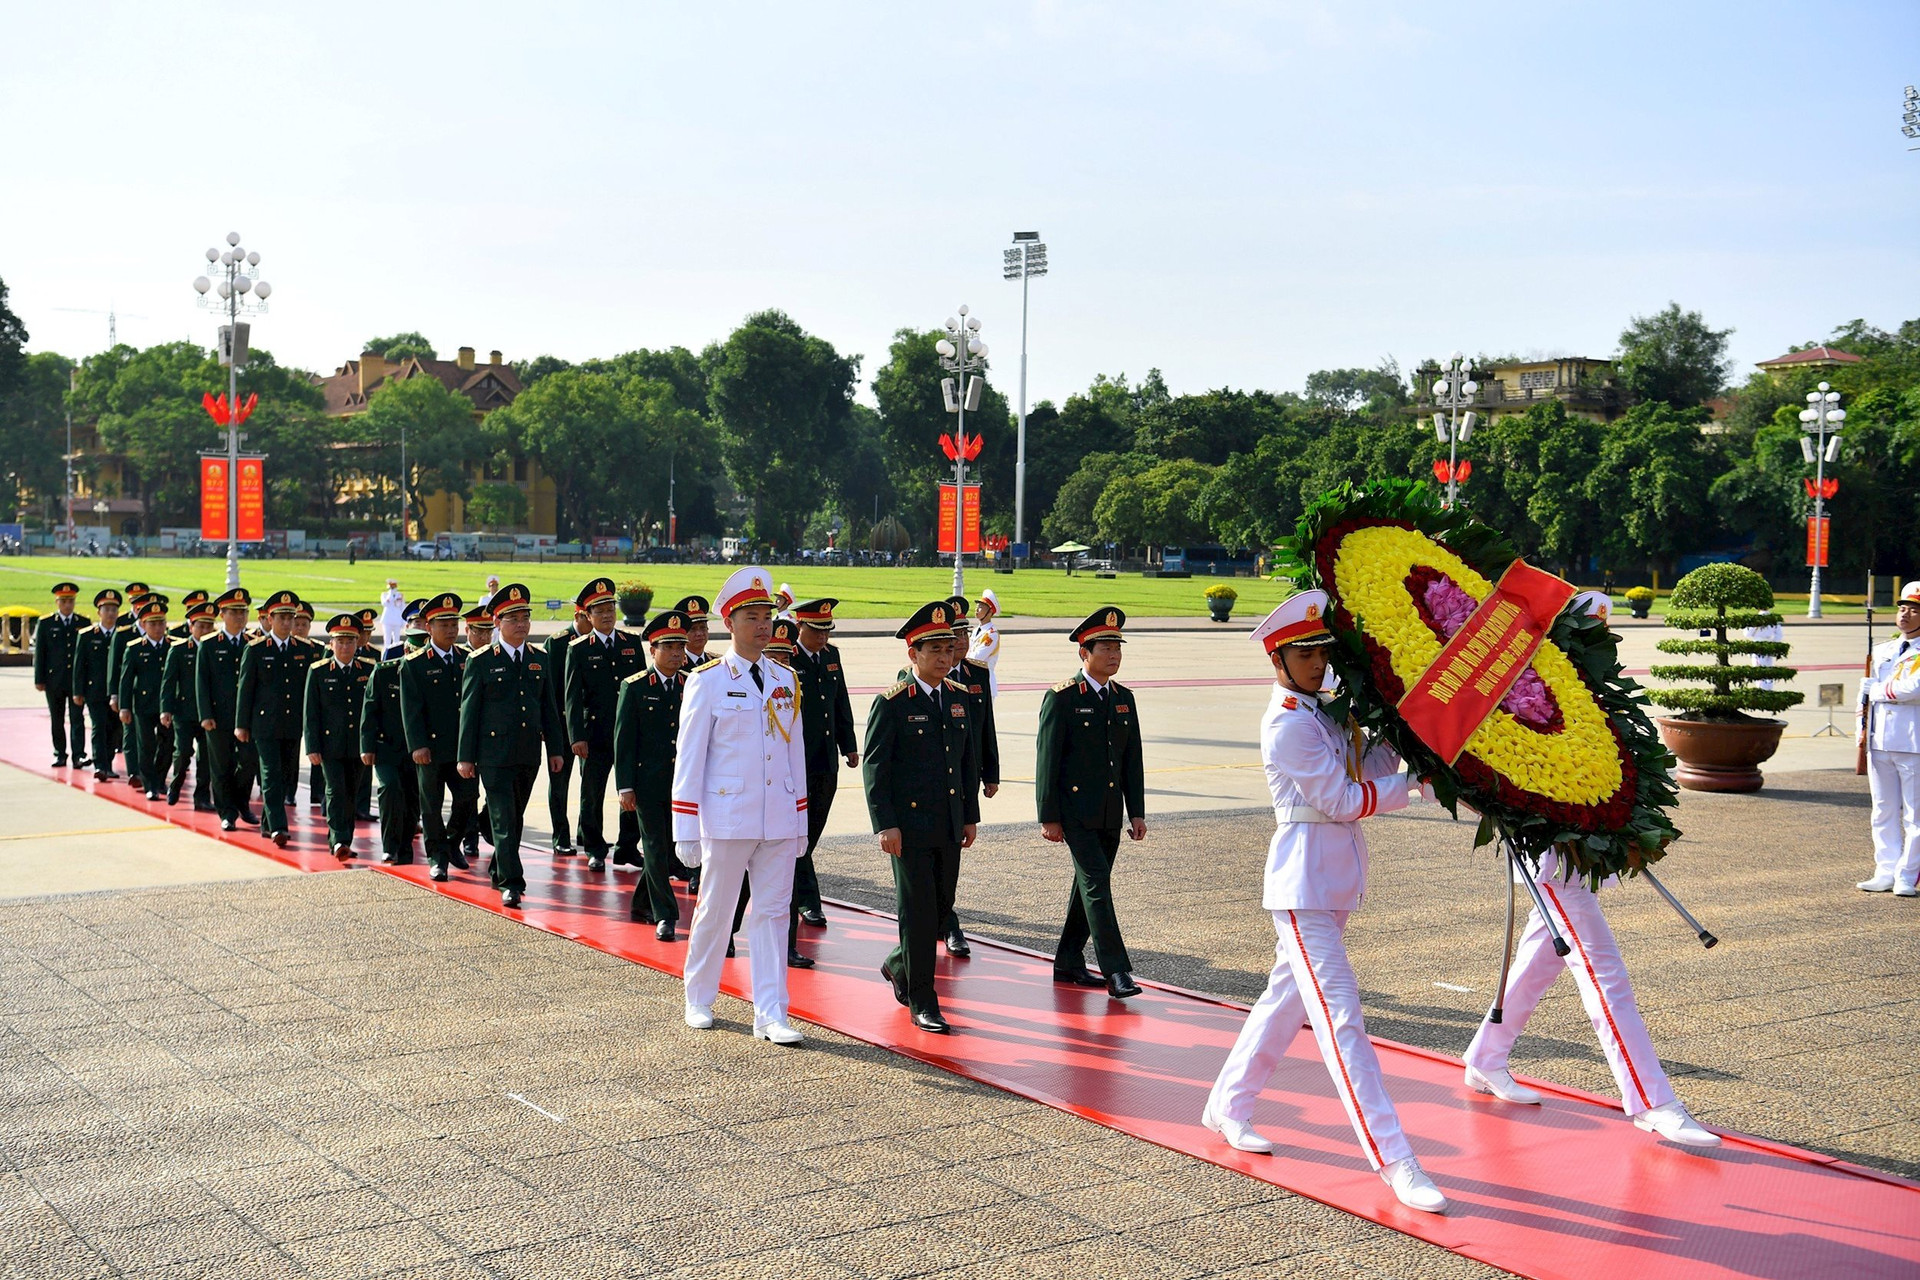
[117,597,174,801]
[456,583,564,909]
[941,595,1001,957]
[163,600,216,810]
[1036,607,1146,1000]
[790,598,860,930]
[236,590,308,848]
[196,587,257,829]
[401,593,475,881]
[360,598,424,865]
[72,589,124,782]
[545,599,594,858]
[864,601,979,1033]
[1858,580,1920,896]
[34,582,87,767]
[1202,591,1448,1213]
[566,577,647,872]
[305,613,374,860]
[966,588,1003,696]
[616,610,692,937]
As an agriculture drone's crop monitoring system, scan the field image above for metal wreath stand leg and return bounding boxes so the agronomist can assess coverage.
[1490,826,1569,1026]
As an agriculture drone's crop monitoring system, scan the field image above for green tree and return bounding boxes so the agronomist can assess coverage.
[1133,388,1292,464]
[351,376,486,533]
[0,275,27,400]
[1092,458,1215,553]
[871,328,1012,535]
[363,331,436,361]
[513,354,572,387]
[1041,451,1151,547]
[1616,303,1733,408]
[1304,360,1408,415]
[1586,402,1723,574]
[0,350,73,523]
[707,310,857,549]
[466,481,528,530]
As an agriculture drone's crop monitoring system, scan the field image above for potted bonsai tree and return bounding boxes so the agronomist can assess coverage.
[1624,585,1656,619]
[1205,582,1237,623]
[617,579,653,628]
[1648,563,1801,792]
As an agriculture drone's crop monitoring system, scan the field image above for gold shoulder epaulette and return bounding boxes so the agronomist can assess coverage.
[247,634,268,645]
[884,679,912,699]
[568,632,594,647]
[622,669,649,685]
[170,636,192,646]
[943,677,967,692]
[691,657,723,673]
[1051,677,1078,692]
[309,657,329,669]
[403,645,430,659]
[356,656,376,667]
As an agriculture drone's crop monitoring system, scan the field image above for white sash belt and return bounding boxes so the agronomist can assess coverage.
[1275,804,1334,823]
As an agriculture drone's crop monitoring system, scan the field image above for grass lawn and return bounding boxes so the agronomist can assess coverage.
[0,556,1296,621]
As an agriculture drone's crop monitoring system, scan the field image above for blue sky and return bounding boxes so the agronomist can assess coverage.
[6,2,1916,407]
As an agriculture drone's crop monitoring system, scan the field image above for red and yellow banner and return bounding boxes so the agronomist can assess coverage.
[237,456,265,542]
[1397,559,1577,765]
[937,483,981,554]
[1805,516,1830,568]
[200,456,229,540]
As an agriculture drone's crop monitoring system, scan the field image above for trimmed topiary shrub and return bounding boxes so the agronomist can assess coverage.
[1648,563,1802,719]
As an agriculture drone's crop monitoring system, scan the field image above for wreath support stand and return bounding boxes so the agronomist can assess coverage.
[1639,866,1719,949]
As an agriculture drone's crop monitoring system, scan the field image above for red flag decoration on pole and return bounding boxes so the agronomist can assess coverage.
[1806,516,1830,568]
[200,392,258,427]
[1802,476,1838,500]
[237,456,266,542]
[1432,459,1472,486]
[200,457,228,540]
[936,484,982,554]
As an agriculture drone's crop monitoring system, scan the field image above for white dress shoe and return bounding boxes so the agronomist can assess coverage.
[1858,875,1896,892]
[754,1020,805,1045]
[1381,1156,1448,1213]
[1465,1064,1543,1105]
[1200,1103,1275,1153]
[1633,1101,1721,1148]
[683,1003,714,1030]
[1896,882,1919,897]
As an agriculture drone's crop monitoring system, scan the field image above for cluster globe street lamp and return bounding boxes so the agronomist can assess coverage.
[935,305,987,596]
[1799,382,1845,618]
[191,231,272,589]
[1430,352,1479,507]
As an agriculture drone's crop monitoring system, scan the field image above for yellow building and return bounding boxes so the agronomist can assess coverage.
[1416,357,1626,425]
[315,346,557,538]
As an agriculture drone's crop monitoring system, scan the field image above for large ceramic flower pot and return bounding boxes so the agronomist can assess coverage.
[1207,598,1233,623]
[1656,716,1785,793]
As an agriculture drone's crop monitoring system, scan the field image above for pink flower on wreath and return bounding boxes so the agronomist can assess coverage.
[1418,572,1561,732]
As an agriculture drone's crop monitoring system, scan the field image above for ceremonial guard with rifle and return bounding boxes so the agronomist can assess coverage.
[616,610,693,937]
[565,577,647,872]
[33,582,87,768]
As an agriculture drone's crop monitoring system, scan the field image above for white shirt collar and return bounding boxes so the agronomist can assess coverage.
[499,642,522,660]
[432,644,455,659]
[915,673,942,698]
[1083,670,1108,694]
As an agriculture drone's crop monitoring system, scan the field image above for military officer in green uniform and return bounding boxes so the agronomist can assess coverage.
[117,597,174,800]
[288,599,325,812]
[236,590,309,848]
[161,599,216,809]
[348,608,381,820]
[565,577,647,872]
[940,595,1002,957]
[456,583,564,909]
[168,590,210,640]
[1037,607,1147,1000]
[306,613,374,860]
[462,602,494,652]
[360,598,425,865]
[401,593,475,880]
[72,589,124,781]
[666,594,713,895]
[108,591,158,782]
[545,600,593,857]
[196,587,257,829]
[460,602,496,860]
[789,598,860,930]
[616,609,693,938]
[864,601,980,1033]
[33,582,87,767]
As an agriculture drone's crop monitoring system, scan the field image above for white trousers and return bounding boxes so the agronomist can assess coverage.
[1867,748,1920,885]
[682,837,800,1027]
[1208,909,1413,1170]
[1464,875,1674,1117]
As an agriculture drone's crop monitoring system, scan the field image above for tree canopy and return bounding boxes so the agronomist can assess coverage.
[362,331,436,361]
[1616,303,1733,408]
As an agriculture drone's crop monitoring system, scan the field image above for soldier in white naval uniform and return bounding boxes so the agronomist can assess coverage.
[672,567,810,1043]
[1857,580,1920,895]
[967,588,1002,697]
[1201,591,1447,1215]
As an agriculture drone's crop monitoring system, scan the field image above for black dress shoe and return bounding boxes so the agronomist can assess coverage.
[687,872,701,896]
[95,771,119,782]
[1106,971,1142,1000]
[333,844,353,861]
[194,801,216,813]
[630,907,654,925]
[74,756,90,769]
[271,831,289,849]
[725,940,736,958]
[880,961,908,1006]
[799,908,827,928]
[587,856,606,872]
[239,809,258,825]
[552,841,575,857]
[911,1009,951,1034]
[1053,967,1106,988]
[787,951,815,970]
[220,817,238,832]
[145,790,161,802]
[447,847,470,871]
[501,888,522,908]
[944,928,971,958]
[614,849,640,867]
[51,756,67,768]
[655,921,676,942]
[429,864,449,882]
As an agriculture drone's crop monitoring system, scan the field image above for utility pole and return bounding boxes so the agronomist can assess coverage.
[1002,233,1047,561]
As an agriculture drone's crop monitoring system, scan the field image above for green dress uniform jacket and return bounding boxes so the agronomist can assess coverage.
[565,628,647,859]
[305,656,374,847]
[117,635,173,794]
[1035,673,1146,978]
[34,609,87,763]
[360,657,419,863]
[952,656,1001,788]
[161,636,210,808]
[788,640,860,914]
[862,676,980,1017]
[613,668,684,922]
[458,643,563,894]
[236,636,310,838]
[195,629,255,821]
[71,622,120,774]
[544,625,583,851]
[399,644,476,870]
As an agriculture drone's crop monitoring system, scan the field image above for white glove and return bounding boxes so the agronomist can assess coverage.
[1409,774,1433,803]
[675,840,702,868]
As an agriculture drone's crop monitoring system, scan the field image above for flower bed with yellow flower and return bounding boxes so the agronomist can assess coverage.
[1276,480,1680,883]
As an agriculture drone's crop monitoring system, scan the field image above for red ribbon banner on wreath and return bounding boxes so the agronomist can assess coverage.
[1396,559,1577,765]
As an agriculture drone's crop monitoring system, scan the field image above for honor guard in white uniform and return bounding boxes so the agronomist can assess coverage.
[1202,591,1447,1215]
[1462,849,1721,1147]
[967,589,1002,696]
[672,567,810,1044]
[1858,581,1920,895]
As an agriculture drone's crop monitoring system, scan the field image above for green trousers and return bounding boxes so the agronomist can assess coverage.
[632,800,679,923]
[255,737,302,837]
[1055,826,1132,976]
[373,758,419,863]
[885,839,963,1017]
[319,756,365,848]
[480,762,540,893]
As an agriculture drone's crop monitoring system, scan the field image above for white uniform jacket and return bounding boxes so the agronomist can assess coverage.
[1862,636,1920,754]
[967,620,1001,696]
[671,653,809,842]
[1261,686,1409,911]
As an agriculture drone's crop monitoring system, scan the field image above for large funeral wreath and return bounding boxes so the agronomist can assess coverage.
[1273,479,1681,884]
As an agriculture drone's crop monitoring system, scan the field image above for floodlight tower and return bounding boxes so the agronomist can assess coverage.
[1002,232,1047,560]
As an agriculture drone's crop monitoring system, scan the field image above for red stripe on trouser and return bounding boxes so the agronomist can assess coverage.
[1286,910,1385,1168]
[1541,881,1653,1111]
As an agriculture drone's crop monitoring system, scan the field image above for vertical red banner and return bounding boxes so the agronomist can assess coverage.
[200,456,228,540]
[1805,516,1830,568]
[936,484,982,554]
[237,456,265,542]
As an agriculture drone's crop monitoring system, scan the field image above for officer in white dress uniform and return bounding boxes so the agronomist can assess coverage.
[1461,849,1721,1147]
[1202,590,1447,1215]
[1858,581,1920,895]
[967,589,1002,697]
[672,567,810,1043]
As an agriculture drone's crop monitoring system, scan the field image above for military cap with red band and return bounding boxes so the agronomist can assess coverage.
[765,618,798,657]
[51,581,80,598]
[215,586,252,610]
[715,567,776,621]
[670,595,710,622]
[135,598,168,622]
[1249,590,1336,654]
[792,598,838,630]
[93,589,122,608]
[575,577,617,610]
[489,583,532,618]
[643,609,692,644]
[185,600,217,622]
[1069,606,1128,645]
[324,613,360,637]
[897,600,959,646]
[419,592,463,622]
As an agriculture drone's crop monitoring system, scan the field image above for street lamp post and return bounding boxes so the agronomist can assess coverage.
[191,232,272,590]
[1429,351,1479,507]
[1002,233,1047,561]
[935,305,988,597]
[1799,381,1845,618]
[64,369,76,553]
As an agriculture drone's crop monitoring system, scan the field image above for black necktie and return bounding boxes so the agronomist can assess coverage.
[750,662,764,691]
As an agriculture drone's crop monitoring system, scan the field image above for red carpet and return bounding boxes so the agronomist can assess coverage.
[6,706,1917,1280]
